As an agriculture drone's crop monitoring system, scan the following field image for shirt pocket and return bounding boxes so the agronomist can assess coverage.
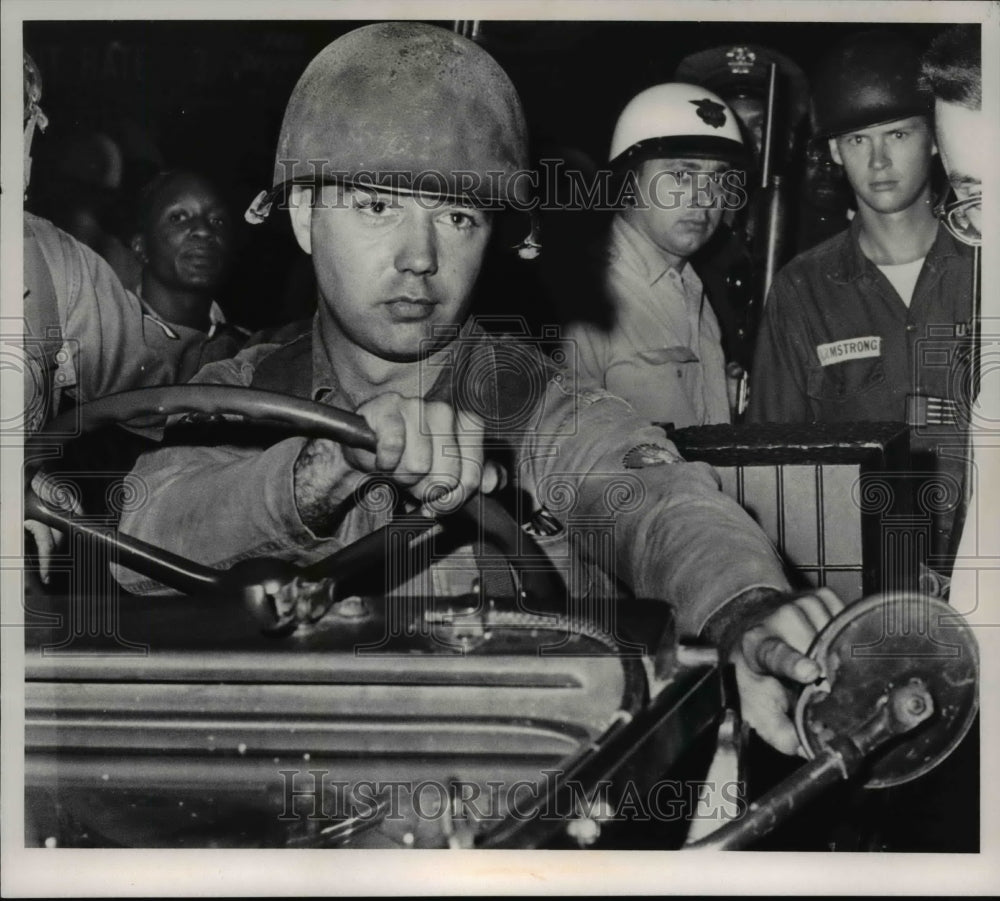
[806,356,887,404]
[636,347,700,366]
[635,346,701,385]
[611,346,702,423]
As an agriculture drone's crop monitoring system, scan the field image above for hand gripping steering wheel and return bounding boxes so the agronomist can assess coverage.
[24,385,566,633]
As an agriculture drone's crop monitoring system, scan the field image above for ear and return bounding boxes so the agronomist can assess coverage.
[130,234,147,262]
[828,138,843,167]
[288,185,314,255]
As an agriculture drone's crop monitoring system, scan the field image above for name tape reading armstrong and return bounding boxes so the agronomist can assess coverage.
[816,336,883,366]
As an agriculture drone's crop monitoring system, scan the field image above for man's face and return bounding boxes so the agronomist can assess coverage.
[829,116,936,215]
[935,98,983,235]
[623,158,730,267]
[293,185,493,363]
[137,173,233,293]
[803,139,852,211]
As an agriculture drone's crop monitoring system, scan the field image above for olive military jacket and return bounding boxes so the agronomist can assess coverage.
[117,317,790,639]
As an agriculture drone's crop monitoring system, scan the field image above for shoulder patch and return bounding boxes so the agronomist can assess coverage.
[624,443,682,469]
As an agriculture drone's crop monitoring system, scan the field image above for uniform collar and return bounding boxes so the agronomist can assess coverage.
[611,214,692,288]
[828,216,968,285]
[137,289,228,340]
[310,314,337,401]
[307,314,483,404]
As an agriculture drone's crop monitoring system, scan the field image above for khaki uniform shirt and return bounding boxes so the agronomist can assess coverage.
[564,216,731,428]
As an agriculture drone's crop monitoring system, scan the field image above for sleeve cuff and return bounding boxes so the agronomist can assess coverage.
[700,585,790,656]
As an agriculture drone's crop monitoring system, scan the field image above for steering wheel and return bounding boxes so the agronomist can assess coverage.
[24,385,567,633]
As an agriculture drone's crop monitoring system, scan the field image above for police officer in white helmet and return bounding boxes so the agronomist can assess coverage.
[563,83,751,428]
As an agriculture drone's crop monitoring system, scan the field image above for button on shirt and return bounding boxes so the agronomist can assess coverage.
[564,215,730,428]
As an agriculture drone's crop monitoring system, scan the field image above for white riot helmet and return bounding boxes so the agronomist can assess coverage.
[609,82,749,171]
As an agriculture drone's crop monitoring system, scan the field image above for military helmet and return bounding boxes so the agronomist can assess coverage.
[811,30,933,138]
[246,22,532,224]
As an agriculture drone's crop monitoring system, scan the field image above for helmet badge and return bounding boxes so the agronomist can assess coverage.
[726,46,757,75]
[690,98,727,128]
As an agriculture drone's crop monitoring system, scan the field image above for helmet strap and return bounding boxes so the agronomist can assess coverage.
[245,189,274,225]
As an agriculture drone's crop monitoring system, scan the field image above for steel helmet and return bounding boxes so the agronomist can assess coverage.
[608,82,749,170]
[811,30,933,139]
[246,22,532,224]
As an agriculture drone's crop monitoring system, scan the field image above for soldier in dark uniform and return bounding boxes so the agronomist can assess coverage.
[748,30,973,571]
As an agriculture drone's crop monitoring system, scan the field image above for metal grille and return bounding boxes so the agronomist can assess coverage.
[718,462,867,600]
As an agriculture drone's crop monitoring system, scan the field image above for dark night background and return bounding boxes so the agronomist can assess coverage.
[20,17,978,854]
[24,18,952,331]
